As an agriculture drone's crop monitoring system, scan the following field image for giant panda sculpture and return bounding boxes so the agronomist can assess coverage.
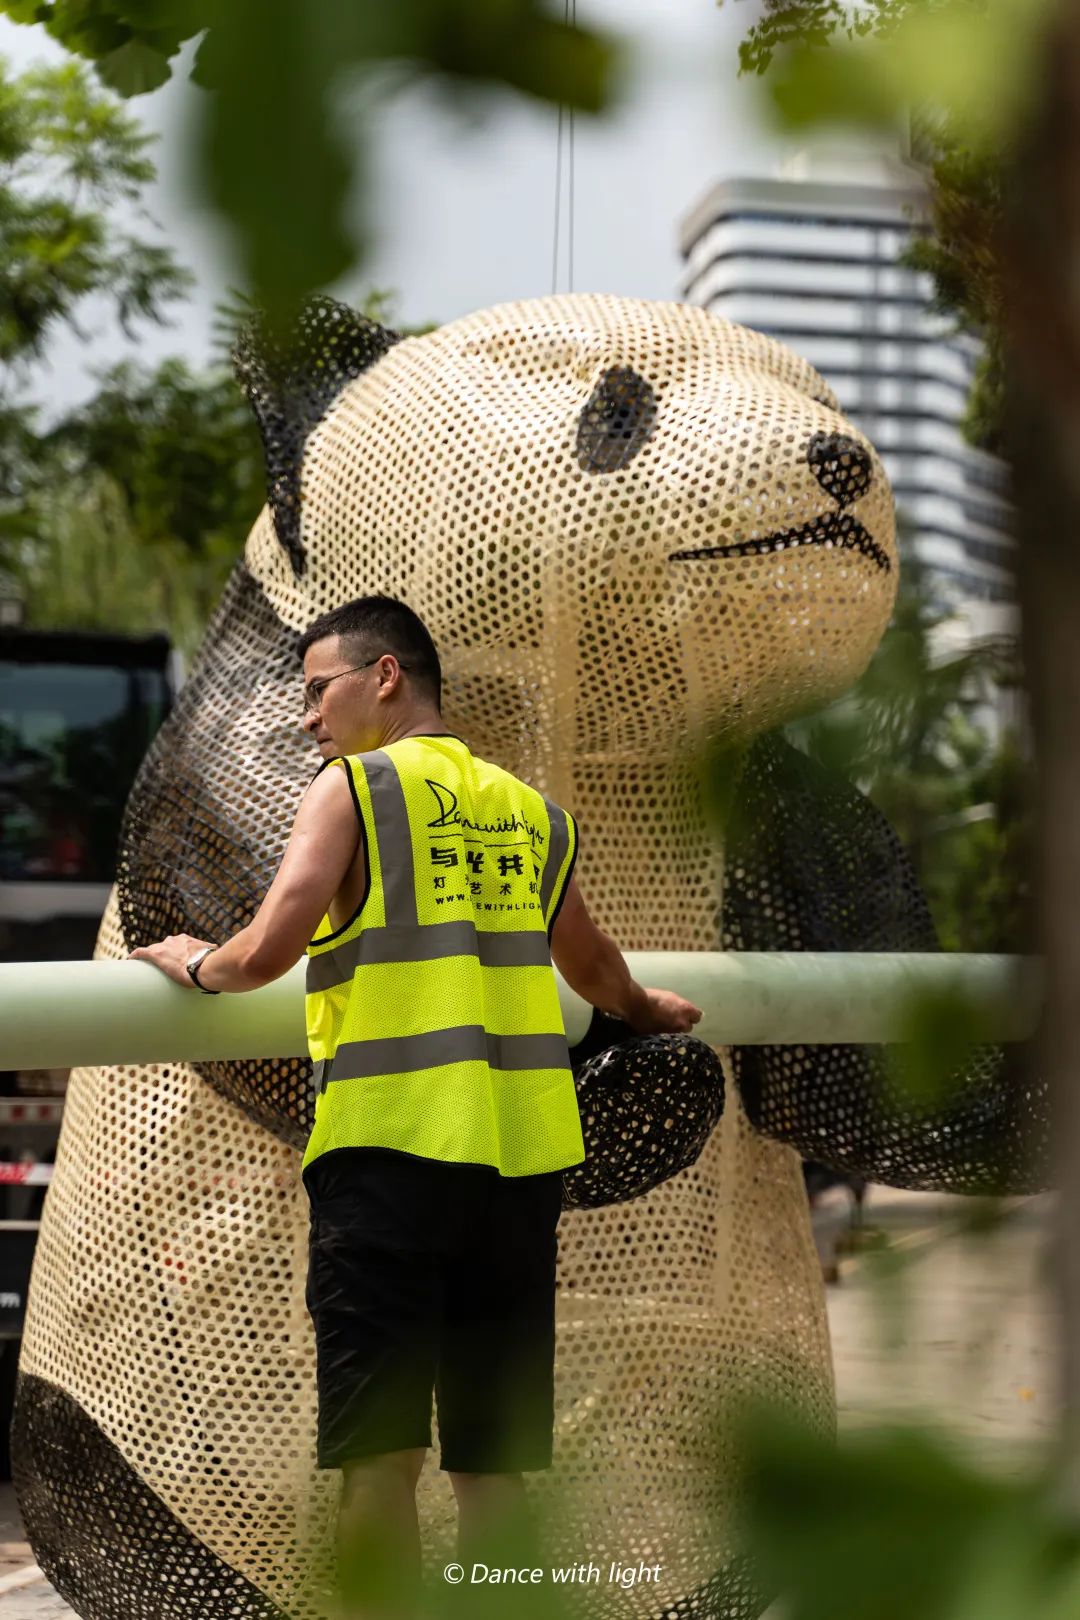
[12,294,1047,1620]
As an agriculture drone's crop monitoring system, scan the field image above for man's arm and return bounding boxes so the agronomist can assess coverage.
[550,876,702,1036]
[128,764,363,992]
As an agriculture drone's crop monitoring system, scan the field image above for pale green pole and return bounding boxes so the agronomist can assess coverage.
[0,954,1040,1072]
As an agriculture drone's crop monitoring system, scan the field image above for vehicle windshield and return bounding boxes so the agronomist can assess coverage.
[0,658,170,883]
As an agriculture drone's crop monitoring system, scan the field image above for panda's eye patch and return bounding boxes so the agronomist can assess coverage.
[576,366,658,473]
[807,431,873,507]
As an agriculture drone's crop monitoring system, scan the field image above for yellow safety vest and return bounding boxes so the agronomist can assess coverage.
[302,734,585,1177]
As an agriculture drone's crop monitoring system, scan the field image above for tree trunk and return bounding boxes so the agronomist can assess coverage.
[1005,0,1080,1512]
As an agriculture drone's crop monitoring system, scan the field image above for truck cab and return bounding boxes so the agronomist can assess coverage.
[0,627,173,1472]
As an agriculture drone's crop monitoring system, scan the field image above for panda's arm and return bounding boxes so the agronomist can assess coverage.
[725,733,1048,1194]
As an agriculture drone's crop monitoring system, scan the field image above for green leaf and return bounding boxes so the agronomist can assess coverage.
[1042,1555,1080,1620]
[5,0,620,302]
[770,36,902,132]
[768,0,1058,150]
[887,983,996,1108]
[195,0,357,309]
[116,0,207,27]
[3,0,50,21]
[739,1409,1073,1620]
[42,9,133,60]
[96,38,172,95]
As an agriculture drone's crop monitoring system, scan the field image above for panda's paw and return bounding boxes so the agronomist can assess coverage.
[737,1041,1050,1196]
[562,1028,724,1209]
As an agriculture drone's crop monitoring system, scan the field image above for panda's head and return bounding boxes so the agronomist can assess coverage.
[240,293,896,756]
[118,294,897,1147]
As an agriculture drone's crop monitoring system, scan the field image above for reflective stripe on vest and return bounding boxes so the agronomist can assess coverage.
[306,923,553,992]
[303,736,584,1178]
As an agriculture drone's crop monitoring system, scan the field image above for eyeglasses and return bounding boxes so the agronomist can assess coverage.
[301,658,411,714]
[302,661,378,714]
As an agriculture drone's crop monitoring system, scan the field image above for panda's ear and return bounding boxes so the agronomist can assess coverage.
[233,295,399,578]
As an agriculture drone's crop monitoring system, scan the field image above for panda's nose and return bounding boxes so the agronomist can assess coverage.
[806,432,873,508]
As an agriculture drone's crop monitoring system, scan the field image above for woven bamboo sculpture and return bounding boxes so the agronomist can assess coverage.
[13,295,1045,1620]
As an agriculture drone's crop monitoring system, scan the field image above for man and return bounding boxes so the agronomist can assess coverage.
[131,595,701,1618]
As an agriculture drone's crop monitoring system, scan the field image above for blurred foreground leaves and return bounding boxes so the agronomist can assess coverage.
[737,0,1052,455]
[730,16,1063,1619]
[787,555,1032,953]
[889,980,1000,1107]
[0,0,622,308]
[750,0,1052,149]
[0,57,440,653]
[741,1408,1080,1620]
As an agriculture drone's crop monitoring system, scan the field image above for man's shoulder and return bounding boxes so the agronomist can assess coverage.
[330,747,396,775]
[469,754,572,817]
[306,753,387,803]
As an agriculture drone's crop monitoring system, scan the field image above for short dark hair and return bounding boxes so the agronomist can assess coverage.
[297,596,442,706]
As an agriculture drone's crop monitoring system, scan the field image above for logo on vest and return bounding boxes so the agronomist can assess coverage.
[426,779,460,827]
[425,777,547,848]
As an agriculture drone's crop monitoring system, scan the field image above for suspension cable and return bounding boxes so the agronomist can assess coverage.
[551,0,577,295]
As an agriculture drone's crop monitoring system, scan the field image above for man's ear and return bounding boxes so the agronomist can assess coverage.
[234,296,399,578]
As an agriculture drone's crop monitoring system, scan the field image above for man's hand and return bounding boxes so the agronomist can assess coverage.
[552,878,705,1036]
[627,987,703,1037]
[128,935,214,989]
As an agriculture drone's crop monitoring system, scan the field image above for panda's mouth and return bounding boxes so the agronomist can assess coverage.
[669,508,891,573]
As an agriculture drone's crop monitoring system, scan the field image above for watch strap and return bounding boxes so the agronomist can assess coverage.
[186,946,220,994]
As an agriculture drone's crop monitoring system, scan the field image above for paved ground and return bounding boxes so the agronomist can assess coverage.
[818,1186,1056,1470]
[0,1187,1058,1615]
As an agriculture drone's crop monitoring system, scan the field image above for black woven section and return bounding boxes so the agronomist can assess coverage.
[576,366,658,472]
[562,1011,725,1209]
[724,734,1049,1194]
[671,431,889,573]
[117,563,315,1148]
[233,297,398,576]
[12,1372,289,1620]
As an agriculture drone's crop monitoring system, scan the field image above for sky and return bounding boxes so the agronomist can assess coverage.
[1,1,799,411]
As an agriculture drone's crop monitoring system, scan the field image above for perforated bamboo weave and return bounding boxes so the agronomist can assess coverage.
[15,295,900,1619]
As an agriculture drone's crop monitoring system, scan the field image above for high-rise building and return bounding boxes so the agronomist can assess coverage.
[679,149,1015,626]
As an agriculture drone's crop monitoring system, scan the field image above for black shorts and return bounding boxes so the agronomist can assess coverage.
[304,1147,564,1474]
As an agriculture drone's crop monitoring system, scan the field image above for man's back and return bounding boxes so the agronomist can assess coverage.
[302,734,585,1178]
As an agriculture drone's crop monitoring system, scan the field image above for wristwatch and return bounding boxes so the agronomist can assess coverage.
[185,945,220,994]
